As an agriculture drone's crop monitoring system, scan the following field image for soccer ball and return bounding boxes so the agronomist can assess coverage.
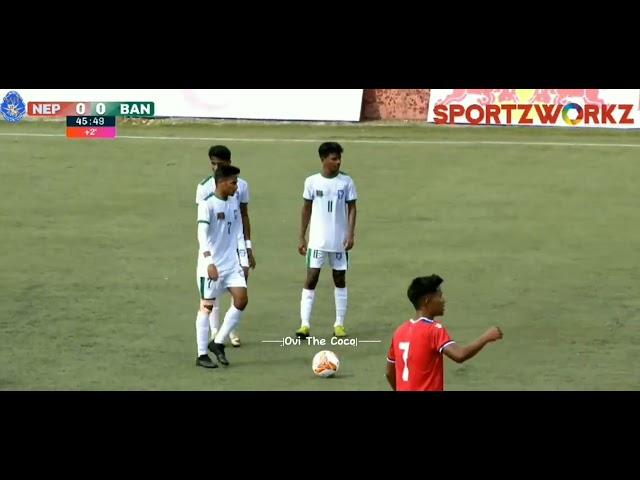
[312,350,340,377]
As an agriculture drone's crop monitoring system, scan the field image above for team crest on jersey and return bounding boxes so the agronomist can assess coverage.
[337,189,344,199]
[316,190,324,197]
[216,212,226,220]
[234,209,238,220]
[1,91,26,123]
[435,323,443,329]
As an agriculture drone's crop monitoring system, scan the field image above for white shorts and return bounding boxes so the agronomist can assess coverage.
[306,249,349,271]
[197,268,247,300]
[237,249,249,268]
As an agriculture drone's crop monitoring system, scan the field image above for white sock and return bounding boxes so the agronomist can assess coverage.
[214,304,244,344]
[300,288,315,328]
[334,287,347,327]
[209,300,220,338]
[229,298,239,338]
[196,311,210,356]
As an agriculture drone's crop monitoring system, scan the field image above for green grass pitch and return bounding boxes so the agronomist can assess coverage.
[1,120,639,390]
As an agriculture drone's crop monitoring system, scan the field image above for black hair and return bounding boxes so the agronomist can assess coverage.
[318,142,344,159]
[214,165,240,184]
[209,145,231,161]
[407,275,444,309]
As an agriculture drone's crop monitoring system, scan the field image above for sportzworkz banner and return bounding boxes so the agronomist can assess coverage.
[427,89,640,129]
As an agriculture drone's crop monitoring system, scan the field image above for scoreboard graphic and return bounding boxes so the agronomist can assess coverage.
[1,91,155,140]
[29,101,155,140]
[66,115,117,139]
[28,102,155,117]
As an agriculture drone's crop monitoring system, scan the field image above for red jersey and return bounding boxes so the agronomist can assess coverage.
[387,317,455,391]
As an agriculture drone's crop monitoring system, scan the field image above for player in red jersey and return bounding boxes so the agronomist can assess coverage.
[386,275,503,391]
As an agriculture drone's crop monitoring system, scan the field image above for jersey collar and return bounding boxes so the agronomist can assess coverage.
[410,317,434,324]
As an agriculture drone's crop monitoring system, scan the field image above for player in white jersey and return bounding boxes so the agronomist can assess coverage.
[195,165,248,368]
[296,142,357,339]
[195,145,256,347]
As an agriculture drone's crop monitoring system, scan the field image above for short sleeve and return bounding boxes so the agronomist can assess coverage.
[239,181,250,204]
[346,177,357,202]
[303,177,314,200]
[387,340,396,363]
[434,324,455,353]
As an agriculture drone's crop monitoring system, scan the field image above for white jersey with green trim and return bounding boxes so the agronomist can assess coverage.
[303,172,357,252]
[195,175,249,249]
[196,195,241,277]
